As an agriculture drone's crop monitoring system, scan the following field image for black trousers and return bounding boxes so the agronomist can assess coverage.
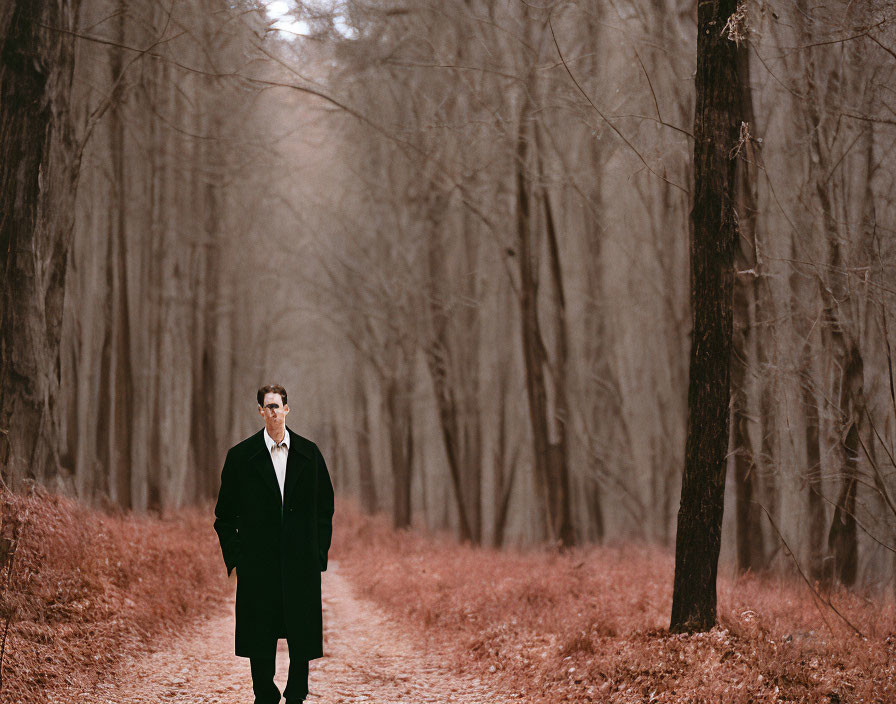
[249,637,309,704]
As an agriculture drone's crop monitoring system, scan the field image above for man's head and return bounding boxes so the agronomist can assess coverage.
[257,384,289,437]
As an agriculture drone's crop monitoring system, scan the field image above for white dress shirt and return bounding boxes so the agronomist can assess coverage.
[263,427,290,502]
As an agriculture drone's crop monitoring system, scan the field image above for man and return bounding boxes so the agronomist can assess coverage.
[214,384,335,704]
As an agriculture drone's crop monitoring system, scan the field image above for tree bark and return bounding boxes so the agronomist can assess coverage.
[0,0,82,488]
[670,0,741,632]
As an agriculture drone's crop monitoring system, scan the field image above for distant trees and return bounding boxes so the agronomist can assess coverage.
[319,0,697,546]
[318,0,896,586]
[2,0,896,592]
[791,0,878,589]
[322,1,605,543]
[2,1,303,507]
[57,0,284,509]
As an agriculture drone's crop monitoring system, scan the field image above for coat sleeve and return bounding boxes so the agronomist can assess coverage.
[213,448,241,576]
[316,446,335,572]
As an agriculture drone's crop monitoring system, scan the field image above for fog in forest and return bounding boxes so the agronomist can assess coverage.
[3,0,896,594]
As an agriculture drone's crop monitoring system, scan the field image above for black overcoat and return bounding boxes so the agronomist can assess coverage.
[213,426,334,660]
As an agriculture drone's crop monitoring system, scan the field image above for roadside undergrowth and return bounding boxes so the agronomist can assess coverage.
[0,486,229,704]
[332,498,896,703]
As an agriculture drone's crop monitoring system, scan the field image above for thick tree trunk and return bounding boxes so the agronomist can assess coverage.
[670,0,741,632]
[0,0,82,488]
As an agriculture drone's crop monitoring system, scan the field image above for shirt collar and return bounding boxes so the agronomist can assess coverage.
[263,427,290,452]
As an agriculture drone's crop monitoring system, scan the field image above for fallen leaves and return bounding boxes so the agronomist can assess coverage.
[333,498,896,703]
[1,489,229,704]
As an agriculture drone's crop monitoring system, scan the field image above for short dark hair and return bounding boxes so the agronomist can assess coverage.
[257,384,288,406]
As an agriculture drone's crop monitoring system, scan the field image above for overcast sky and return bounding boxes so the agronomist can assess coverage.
[265,0,311,37]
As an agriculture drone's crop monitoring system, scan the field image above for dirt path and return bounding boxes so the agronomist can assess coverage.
[66,561,508,704]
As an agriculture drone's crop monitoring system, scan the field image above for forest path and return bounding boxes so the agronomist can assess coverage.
[68,561,503,704]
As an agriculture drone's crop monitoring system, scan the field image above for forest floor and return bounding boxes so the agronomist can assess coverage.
[61,560,506,704]
[5,490,896,704]
[333,507,896,704]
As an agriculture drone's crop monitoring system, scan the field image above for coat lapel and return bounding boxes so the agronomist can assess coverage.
[249,430,282,504]
[283,427,312,509]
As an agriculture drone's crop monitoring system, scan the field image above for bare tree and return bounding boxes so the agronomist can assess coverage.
[670,0,742,632]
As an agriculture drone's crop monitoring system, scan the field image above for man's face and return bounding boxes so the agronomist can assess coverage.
[258,392,289,434]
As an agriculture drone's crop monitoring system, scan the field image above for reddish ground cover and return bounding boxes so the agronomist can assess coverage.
[332,499,896,703]
[3,487,893,704]
[0,487,229,704]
